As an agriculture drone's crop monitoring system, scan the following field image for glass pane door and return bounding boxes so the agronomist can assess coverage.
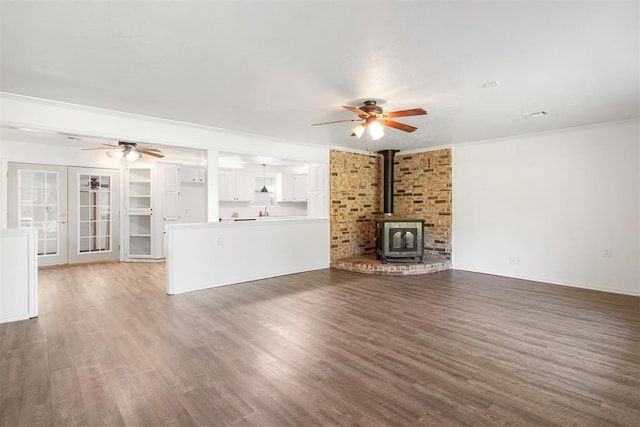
[7,163,68,266]
[67,167,120,264]
[78,174,112,253]
[19,170,59,255]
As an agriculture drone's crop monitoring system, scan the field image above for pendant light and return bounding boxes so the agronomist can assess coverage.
[260,164,269,192]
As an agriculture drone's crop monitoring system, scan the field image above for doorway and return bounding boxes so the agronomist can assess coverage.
[7,163,121,266]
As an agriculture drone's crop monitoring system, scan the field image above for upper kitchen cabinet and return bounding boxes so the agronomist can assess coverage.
[180,165,206,184]
[279,174,308,202]
[219,171,254,201]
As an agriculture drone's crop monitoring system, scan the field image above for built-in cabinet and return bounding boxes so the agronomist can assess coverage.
[219,171,254,201]
[307,164,329,218]
[155,164,180,258]
[124,166,154,258]
[279,174,308,202]
[158,164,180,222]
[125,163,206,260]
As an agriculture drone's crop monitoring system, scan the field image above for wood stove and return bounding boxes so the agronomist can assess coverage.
[376,218,425,263]
[375,150,425,263]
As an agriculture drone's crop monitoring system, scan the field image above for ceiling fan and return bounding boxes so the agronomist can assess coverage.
[312,100,427,140]
[83,141,165,162]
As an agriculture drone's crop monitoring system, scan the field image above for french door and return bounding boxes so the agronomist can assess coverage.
[7,163,120,266]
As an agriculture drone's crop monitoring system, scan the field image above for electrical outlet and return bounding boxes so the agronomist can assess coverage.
[603,248,612,257]
[217,237,224,246]
[509,256,521,265]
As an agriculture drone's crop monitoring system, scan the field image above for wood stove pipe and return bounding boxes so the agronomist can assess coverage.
[378,149,399,216]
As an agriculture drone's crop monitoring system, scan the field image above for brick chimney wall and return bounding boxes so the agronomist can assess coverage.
[329,150,382,259]
[329,148,452,261]
[393,150,452,259]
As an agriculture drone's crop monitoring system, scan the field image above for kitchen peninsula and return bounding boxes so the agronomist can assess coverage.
[165,217,329,294]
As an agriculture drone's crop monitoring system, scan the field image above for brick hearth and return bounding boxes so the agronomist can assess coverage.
[331,253,451,276]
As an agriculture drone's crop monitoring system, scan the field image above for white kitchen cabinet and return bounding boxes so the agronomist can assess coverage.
[307,164,329,218]
[219,171,254,201]
[280,174,308,202]
[180,166,206,183]
[154,164,181,258]
[157,164,180,222]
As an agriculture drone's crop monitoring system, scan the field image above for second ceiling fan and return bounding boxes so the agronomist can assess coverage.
[312,100,427,140]
[83,141,165,162]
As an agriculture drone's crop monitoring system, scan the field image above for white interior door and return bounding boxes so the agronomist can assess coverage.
[7,163,68,266]
[67,167,120,264]
[7,163,121,266]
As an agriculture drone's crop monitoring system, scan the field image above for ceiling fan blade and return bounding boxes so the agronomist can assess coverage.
[385,108,427,118]
[312,118,361,126]
[138,149,165,158]
[341,105,371,118]
[381,119,418,133]
[138,147,162,152]
[82,143,120,150]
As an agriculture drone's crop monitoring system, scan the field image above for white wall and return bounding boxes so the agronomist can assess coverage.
[453,120,639,295]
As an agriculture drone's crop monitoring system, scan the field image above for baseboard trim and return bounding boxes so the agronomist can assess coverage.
[452,268,640,297]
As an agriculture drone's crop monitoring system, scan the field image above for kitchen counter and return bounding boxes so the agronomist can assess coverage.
[218,215,309,222]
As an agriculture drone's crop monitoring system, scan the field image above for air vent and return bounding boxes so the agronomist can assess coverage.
[481,80,501,88]
[522,111,549,118]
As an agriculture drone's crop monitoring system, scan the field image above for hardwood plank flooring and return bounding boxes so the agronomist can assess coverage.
[1,262,638,426]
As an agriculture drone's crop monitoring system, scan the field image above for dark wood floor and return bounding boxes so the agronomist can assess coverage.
[1,263,638,426]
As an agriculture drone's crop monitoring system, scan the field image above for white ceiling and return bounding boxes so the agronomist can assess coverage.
[1,1,638,152]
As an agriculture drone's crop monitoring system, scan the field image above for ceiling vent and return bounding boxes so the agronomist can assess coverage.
[481,80,501,88]
[522,111,549,118]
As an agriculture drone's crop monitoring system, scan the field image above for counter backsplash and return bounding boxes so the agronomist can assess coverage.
[219,201,308,219]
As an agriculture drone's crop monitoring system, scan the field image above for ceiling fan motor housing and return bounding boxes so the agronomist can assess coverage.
[361,100,383,116]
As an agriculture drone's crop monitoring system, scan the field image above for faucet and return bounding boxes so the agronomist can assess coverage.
[264,205,270,217]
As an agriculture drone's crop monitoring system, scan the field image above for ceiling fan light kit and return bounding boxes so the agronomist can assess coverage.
[352,124,365,138]
[125,149,141,161]
[368,121,384,140]
[313,100,427,140]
